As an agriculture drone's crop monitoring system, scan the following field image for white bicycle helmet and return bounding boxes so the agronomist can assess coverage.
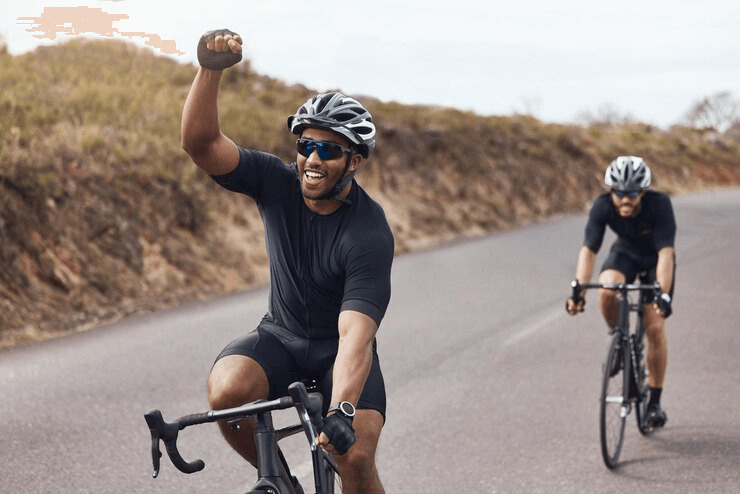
[287,92,376,158]
[604,156,652,191]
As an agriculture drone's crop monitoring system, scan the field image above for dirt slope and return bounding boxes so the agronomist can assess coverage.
[2,40,739,348]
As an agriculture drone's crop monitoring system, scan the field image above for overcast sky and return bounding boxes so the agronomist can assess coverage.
[3,0,740,128]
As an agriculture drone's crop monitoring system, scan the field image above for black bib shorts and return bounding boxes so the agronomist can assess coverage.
[215,315,387,419]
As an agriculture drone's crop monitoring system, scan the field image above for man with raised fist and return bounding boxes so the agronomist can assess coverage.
[181,29,393,494]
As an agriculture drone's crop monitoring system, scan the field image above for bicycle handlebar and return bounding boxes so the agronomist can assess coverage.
[144,381,324,478]
[144,409,208,477]
[570,279,662,304]
[288,381,325,434]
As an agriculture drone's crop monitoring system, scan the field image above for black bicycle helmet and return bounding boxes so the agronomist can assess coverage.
[287,92,376,158]
[604,156,652,191]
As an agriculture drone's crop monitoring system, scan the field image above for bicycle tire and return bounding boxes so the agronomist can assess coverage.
[320,451,339,494]
[600,334,628,469]
[632,336,651,436]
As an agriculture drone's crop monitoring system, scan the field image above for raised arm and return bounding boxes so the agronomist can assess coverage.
[181,31,243,176]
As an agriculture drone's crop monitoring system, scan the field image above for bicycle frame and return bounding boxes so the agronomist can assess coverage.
[144,381,337,493]
[613,285,648,418]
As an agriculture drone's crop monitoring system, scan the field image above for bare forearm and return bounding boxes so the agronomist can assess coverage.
[330,311,376,406]
[331,342,372,406]
[656,247,674,293]
[182,68,222,153]
[181,68,238,175]
[575,246,596,284]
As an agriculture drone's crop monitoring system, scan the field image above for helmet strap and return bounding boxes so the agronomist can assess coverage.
[318,153,355,203]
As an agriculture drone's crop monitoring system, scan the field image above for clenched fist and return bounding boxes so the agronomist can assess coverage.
[197,29,243,71]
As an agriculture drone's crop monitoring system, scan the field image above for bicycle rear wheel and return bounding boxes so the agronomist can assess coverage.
[600,334,628,469]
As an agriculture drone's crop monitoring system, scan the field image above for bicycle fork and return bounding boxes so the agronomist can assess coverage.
[617,335,645,420]
[620,347,633,420]
[615,298,635,419]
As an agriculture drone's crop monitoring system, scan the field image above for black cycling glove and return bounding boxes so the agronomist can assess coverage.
[566,280,585,314]
[197,29,242,71]
[322,413,356,455]
[657,292,672,318]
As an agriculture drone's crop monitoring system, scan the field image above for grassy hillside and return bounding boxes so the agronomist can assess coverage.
[1,39,739,347]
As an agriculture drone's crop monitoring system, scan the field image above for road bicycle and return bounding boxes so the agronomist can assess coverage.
[144,380,339,493]
[570,278,661,469]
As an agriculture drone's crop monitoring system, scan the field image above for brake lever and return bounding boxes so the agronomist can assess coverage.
[144,409,206,476]
[288,382,325,446]
[144,411,164,478]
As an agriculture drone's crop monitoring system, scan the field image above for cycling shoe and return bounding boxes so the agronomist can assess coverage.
[645,405,668,429]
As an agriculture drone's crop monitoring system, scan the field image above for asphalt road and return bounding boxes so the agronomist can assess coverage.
[2,188,739,493]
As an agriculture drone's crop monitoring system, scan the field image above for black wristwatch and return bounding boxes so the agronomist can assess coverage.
[328,401,356,419]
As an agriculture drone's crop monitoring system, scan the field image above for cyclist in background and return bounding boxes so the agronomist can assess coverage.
[566,156,676,429]
[181,30,393,494]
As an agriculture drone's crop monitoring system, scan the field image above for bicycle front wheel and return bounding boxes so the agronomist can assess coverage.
[600,334,628,469]
[320,451,340,494]
[632,341,652,436]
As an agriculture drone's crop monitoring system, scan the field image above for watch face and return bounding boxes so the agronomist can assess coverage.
[339,401,355,417]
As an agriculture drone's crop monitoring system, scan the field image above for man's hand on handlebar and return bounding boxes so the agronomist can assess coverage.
[653,291,672,318]
[318,413,356,455]
[566,297,585,315]
[566,280,586,315]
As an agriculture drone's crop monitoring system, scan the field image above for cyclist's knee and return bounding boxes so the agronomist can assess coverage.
[335,410,382,474]
[207,377,243,410]
[644,306,666,332]
[335,443,377,477]
[207,355,268,409]
[597,271,623,308]
[645,320,667,346]
[598,288,617,304]
[599,269,625,284]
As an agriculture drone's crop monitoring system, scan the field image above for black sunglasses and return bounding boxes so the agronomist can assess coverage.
[296,138,352,160]
[612,189,641,199]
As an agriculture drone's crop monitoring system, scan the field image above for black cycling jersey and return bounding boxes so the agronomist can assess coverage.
[211,147,394,339]
[583,190,676,266]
